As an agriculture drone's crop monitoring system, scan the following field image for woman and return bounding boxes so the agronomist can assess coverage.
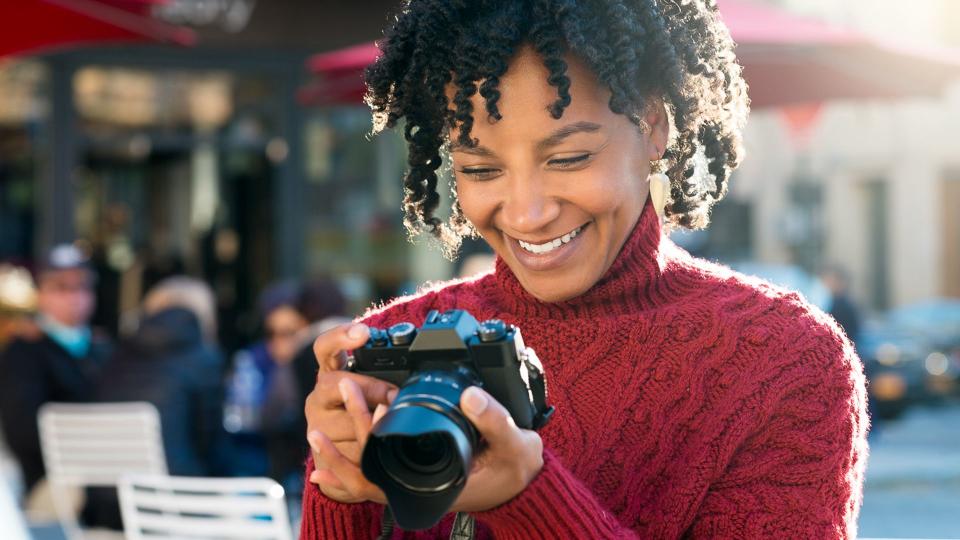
[302,1,868,538]
[261,278,350,490]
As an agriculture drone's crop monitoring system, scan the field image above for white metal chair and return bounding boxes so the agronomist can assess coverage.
[118,474,292,540]
[38,402,168,540]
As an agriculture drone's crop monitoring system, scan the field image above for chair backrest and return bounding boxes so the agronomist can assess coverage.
[38,402,168,540]
[118,474,293,540]
[38,402,168,488]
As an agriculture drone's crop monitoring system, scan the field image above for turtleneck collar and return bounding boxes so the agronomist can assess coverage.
[492,198,670,319]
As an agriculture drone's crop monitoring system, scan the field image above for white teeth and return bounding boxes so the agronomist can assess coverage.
[518,225,584,254]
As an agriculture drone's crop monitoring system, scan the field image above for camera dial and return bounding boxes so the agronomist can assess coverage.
[477,319,507,342]
[388,322,417,346]
[369,327,390,346]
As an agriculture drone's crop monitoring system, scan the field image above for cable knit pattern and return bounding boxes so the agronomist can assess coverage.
[300,201,869,539]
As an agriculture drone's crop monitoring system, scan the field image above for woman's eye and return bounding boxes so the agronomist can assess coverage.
[457,167,500,181]
[548,154,592,168]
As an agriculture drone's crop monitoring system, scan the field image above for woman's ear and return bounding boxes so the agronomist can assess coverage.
[643,98,670,160]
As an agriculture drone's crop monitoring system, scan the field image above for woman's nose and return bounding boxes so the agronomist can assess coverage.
[500,174,560,234]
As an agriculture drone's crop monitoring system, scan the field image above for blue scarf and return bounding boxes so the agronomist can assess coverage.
[39,315,91,359]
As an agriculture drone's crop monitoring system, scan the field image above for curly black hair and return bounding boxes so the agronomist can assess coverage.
[365,0,749,255]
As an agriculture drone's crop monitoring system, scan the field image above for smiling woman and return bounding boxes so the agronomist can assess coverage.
[300,1,868,539]
[450,46,666,302]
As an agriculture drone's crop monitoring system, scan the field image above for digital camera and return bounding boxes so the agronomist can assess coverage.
[349,309,554,530]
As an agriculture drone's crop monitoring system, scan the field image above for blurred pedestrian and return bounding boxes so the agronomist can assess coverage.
[0,245,109,497]
[85,276,229,529]
[263,277,349,496]
[222,280,300,476]
[822,266,863,347]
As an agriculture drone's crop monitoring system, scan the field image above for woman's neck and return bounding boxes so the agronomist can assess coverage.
[492,199,670,318]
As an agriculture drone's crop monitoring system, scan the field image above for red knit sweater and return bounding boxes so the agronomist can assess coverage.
[300,202,869,539]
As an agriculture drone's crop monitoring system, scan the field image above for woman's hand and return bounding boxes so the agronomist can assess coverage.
[305,323,397,504]
[450,386,544,513]
[311,362,544,512]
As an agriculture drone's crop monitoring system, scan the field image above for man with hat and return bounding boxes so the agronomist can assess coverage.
[0,244,110,495]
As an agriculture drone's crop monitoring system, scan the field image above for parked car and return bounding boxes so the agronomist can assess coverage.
[859,300,960,419]
[885,300,960,399]
[858,321,933,419]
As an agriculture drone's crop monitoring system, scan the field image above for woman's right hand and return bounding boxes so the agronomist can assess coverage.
[304,323,398,503]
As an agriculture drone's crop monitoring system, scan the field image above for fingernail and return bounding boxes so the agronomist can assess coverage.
[338,379,350,405]
[372,403,388,424]
[462,386,488,416]
[387,389,398,403]
[309,471,321,484]
[347,324,368,340]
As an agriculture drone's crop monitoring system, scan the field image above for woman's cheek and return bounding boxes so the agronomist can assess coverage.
[456,184,494,226]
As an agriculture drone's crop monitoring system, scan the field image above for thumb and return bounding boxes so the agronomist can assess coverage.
[460,386,518,445]
[313,323,370,373]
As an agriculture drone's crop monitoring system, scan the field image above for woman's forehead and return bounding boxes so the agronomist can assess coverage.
[444,45,615,134]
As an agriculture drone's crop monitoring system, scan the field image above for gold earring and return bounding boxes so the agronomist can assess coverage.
[647,160,669,221]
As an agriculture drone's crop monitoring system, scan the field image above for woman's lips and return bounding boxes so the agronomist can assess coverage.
[506,222,590,272]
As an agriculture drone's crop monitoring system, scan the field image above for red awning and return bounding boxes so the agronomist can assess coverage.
[716,0,960,107]
[300,42,379,106]
[301,0,960,109]
[717,0,857,45]
[0,0,195,59]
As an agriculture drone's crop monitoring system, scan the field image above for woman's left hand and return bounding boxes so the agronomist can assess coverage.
[309,382,543,512]
[449,385,544,513]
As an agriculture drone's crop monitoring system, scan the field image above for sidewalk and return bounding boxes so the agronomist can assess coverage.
[859,401,960,539]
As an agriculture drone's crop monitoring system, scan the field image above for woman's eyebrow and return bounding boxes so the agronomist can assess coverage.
[536,121,603,152]
[449,143,497,157]
[448,121,603,156]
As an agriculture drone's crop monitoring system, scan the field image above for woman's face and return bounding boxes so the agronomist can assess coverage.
[265,305,308,364]
[451,45,668,302]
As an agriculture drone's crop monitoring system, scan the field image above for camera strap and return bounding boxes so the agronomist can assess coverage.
[450,512,475,540]
[523,349,555,430]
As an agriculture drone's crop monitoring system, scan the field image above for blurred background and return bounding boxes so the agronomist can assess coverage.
[0,0,958,538]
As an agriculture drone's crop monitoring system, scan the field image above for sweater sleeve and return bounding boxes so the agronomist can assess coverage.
[687,334,869,539]
[473,448,637,539]
[299,455,385,538]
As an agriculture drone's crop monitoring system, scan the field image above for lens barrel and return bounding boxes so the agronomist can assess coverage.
[360,369,479,530]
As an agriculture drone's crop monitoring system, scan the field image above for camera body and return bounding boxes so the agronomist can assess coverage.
[350,308,553,430]
[349,309,553,530]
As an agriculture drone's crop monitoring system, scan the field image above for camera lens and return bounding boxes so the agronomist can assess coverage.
[397,434,450,473]
[361,369,480,528]
[376,430,462,493]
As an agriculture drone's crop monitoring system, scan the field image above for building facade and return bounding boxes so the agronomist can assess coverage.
[712,0,960,311]
[0,0,436,348]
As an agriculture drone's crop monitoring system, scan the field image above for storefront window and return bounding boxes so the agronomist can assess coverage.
[0,60,47,266]
[303,107,454,310]
[72,65,281,345]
